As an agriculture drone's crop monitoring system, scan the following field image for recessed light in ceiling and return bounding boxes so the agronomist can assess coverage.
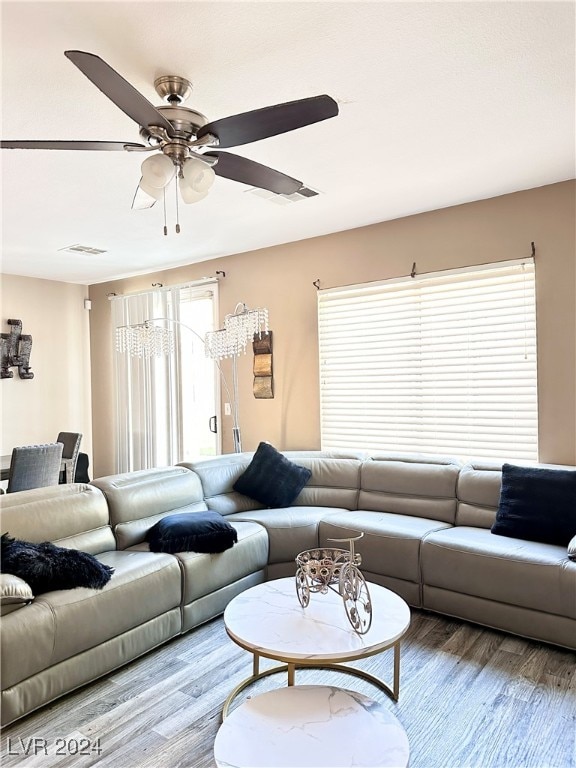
[58,244,108,255]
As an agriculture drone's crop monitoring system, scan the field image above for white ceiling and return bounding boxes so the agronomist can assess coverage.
[1,1,574,286]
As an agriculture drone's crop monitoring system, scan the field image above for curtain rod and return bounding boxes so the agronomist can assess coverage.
[312,245,536,292]
[107,275,221,300]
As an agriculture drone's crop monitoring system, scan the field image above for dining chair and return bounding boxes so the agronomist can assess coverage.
[56,432,82,484]
[6,443,64,493]
[74,452,91,483]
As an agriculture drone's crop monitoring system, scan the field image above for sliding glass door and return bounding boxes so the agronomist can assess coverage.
[179,288,220,461]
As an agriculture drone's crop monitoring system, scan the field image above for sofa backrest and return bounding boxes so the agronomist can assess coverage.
[283,451,365,509]
[0,484,114,554]
[92,466,207,549]
[455,461,503,528]
[179,453,262,515]
[456,459,576,529]
[181,450,366,514]
[359,453,462,523]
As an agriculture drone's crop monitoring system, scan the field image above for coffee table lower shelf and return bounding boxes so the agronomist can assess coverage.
[222,643,401,719]
[215,685,410,768]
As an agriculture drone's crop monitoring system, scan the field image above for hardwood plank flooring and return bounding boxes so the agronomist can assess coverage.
[1,610,574,768]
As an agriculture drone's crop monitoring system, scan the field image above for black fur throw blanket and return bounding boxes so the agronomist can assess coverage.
[1,533,114,594]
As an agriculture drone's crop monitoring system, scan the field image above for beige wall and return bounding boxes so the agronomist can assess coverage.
[89,180,576,477]
[0,275,93,466]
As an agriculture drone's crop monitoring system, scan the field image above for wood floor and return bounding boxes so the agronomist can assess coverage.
[1,609,574,768]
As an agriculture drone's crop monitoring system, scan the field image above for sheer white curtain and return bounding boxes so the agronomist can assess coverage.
[112,288,182,472]
[112,283,219,472]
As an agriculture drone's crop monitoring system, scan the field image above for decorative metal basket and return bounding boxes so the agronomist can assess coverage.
[295,534,373,634]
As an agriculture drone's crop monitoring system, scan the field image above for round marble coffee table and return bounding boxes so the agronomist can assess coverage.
[214,685,410,768]
[222,577,410,716]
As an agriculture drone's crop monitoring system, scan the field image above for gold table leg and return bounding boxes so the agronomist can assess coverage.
[222,662,289,719]
[221,642,401,720]
[393,641,400,701]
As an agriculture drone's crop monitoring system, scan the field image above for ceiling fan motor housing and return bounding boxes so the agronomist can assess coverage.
[137,75,209,148]
[139,105,208,146]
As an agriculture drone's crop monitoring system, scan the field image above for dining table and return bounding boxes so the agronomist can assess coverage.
[0,454,75,484]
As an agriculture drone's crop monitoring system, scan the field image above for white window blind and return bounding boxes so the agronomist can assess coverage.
[318,259,538,461]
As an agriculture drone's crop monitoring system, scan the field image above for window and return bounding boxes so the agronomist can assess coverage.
[318,259,537,461]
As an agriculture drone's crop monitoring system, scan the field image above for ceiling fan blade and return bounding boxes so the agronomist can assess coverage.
[65,50,175,137]
[132,180,157,210]
[1,140,145,151]
[198,95,338,148]
[205,151,302,195]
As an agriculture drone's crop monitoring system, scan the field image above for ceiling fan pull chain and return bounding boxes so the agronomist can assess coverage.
[175,176,181,234]
[163,187,168,236]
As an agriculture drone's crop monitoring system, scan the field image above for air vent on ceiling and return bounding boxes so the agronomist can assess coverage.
[58,244,108,255]
[246,186,320,205]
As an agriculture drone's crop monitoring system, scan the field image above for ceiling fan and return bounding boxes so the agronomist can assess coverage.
[1,50,339,213]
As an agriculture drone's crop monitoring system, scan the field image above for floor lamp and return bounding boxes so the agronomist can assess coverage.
[116,304,268,454]
[205,303,269,453]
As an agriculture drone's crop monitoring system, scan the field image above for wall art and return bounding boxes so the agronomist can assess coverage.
[1,319,34,379]
[253,331,273,398]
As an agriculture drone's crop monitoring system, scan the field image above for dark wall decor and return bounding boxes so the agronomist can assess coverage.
[253,331,273,398]
[1,319,34,379]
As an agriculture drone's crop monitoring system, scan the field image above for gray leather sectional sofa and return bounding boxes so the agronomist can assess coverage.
[1,450,574,725]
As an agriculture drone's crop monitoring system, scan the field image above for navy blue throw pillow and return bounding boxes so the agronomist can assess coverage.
[233,442,312,508]
[146,512,238,554]
[491,463,576,546]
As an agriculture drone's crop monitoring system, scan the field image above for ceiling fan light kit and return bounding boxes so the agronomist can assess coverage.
[137,177,165,202]
[178,177,209,205]
[137,154,215,209]
[1,50,339,232]
[182,156,216,195]
[141,153,176,188]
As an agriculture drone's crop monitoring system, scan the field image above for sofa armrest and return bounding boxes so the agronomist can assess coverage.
[0,573,34,615]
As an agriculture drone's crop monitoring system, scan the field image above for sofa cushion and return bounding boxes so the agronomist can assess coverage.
[491,463,576,546]
[229,507,345,565]
[141,520,269,605]
[146,511,238,554]
[1,534,114,594]
[40,549,182,667]
[421,526,576,619]
[319,510,452,583]
[1,550,182,693]
[233,442,312,508]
